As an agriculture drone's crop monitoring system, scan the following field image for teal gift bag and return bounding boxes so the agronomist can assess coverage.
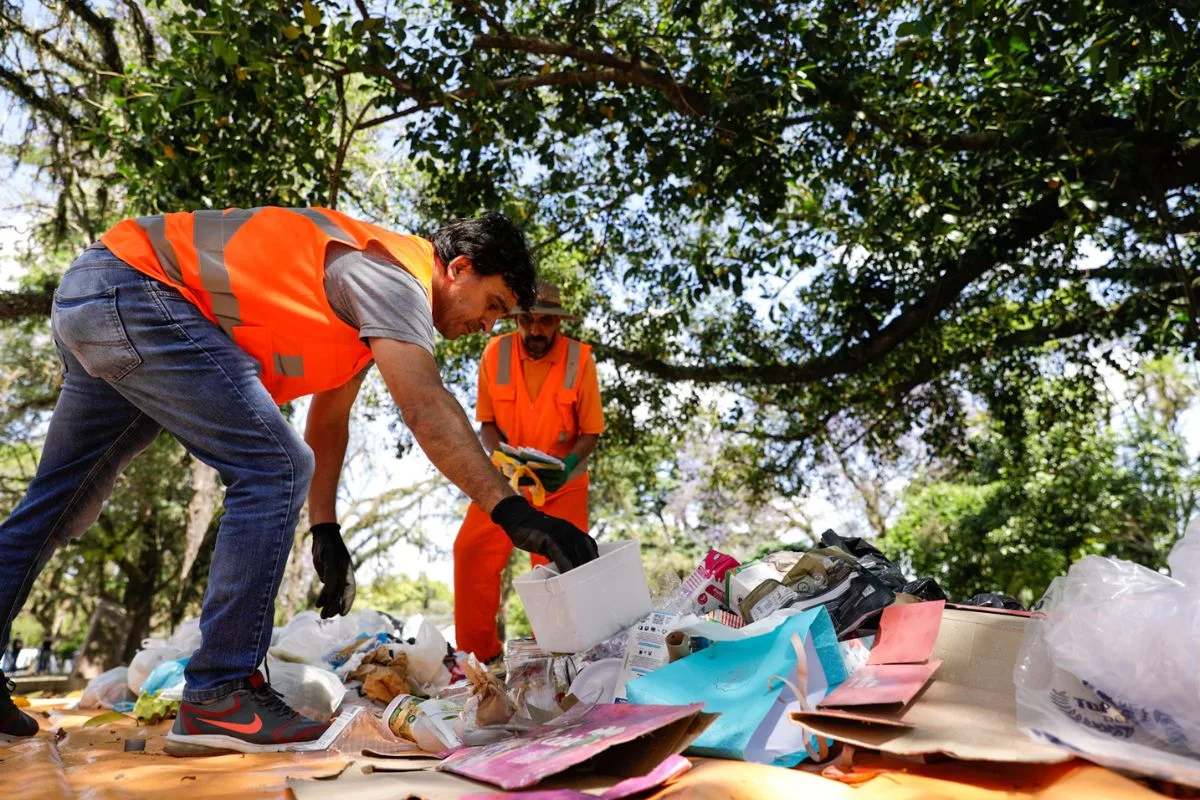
[626,606,847,766]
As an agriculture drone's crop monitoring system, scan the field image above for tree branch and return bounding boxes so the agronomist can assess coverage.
[121,0,156,62]
[62,0,124,75]
[0,284,56,321]
[473,33,708,116]
[355,68,698,131]
[451,0,507,33]
[0,64,81,126]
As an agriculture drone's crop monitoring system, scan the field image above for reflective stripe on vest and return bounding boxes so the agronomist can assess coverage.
[496,336,513,385]
[564,340,581,390]
[134,216,183,284]
[134,208,359,340]
[193,209,252,336]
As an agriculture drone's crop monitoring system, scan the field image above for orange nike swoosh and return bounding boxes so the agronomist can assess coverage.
[199,714,263,734]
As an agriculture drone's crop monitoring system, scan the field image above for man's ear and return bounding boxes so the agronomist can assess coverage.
[446,255,473,281]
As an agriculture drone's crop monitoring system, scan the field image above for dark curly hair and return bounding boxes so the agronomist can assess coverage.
[431,212,538,311]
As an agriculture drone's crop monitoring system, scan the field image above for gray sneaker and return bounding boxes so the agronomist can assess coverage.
[164,672,329,756]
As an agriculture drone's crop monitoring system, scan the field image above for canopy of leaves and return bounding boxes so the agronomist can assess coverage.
[2,0,1198,494]
[882,359,1200,604]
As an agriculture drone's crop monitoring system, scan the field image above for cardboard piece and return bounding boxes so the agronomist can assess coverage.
[867,600,945,664]
[793,607,1071,764]
[460,755,693,799]
[438,702,716,790]
[819,660,943,708]
[819,599,943,710]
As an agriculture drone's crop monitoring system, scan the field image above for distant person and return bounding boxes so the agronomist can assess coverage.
[36,637,52,674]
[1,639,21,673]
[454,283,605,663]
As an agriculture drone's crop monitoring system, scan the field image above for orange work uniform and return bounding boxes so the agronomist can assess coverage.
[453,332,604,661]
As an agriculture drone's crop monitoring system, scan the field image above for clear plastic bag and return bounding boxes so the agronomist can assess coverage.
[79,666,135,709]
[1014,522,1200,785]
[266,657,345,722]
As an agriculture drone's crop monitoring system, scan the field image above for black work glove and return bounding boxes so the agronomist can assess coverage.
[491,495,599,573]
[311,522,356,619]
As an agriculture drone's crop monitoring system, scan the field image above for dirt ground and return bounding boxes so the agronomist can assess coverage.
[0,698,1179,800]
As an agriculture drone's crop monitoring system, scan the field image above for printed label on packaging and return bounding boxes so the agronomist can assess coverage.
[747,583,800,621]
[613,610,678,702]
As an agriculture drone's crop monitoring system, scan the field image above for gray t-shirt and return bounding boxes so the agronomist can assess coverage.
[323,243,436,354]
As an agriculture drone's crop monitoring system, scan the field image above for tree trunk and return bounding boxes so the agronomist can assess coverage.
[72,599,131,680]
[180,458,221,586]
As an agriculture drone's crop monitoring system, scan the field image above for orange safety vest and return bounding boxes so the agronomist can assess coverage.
[100,207,434,404]
[484,332,589,460]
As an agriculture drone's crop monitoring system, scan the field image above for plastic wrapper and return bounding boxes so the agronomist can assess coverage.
[79,667,135,710]
[1014,524,1200,785]
[663,549,740,616]
[737,547,894,636]
[133,692,179,725]
[579,630,628,664]
[965,592,1024,610]
[503,638,578,720]
[270,609,395,666]
[126,619,203,694]
[140,657,188,701]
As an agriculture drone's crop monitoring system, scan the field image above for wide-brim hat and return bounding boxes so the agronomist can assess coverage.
[508,282,580,321]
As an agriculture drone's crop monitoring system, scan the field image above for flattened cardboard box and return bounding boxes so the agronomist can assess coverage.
[793,607,1070,763]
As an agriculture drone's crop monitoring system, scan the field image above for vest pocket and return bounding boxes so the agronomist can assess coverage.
[51,286,143,382]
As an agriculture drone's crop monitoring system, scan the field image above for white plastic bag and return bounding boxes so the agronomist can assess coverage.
[127,646,189,695]
[126,619,204,694]
[396,615,451,693]
[270,609,394,666]
[1015,522,1200,785]
[265,657,345,722]
[79,666,135,710]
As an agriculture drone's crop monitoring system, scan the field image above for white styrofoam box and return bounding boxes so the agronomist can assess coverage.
[514,540,652,654]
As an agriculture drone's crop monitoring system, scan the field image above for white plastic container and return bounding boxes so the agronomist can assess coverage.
[513,540,652,654]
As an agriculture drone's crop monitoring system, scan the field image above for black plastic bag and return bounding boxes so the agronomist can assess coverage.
[900,578,947,602]
[964,592,1025,611]
[819,529,907,591]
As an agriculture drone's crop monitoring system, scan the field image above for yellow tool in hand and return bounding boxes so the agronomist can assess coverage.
[490,450,547,507]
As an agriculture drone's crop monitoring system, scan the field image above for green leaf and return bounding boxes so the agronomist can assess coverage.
[303,1,321,28]
[83,711,131,728]
[282,24,301,40]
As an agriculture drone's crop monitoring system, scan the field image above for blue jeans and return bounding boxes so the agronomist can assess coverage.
[0,246,314,701]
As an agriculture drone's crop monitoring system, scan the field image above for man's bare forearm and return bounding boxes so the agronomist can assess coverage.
[404,386,514,513]
[480,422,504,453]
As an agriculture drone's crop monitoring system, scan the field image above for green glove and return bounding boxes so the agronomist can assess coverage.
[539,453,580,493]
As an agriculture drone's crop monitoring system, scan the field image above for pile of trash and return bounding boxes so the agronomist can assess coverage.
[76,523,1200,792]
[380,526,1200,791]
[79,610,457,726]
